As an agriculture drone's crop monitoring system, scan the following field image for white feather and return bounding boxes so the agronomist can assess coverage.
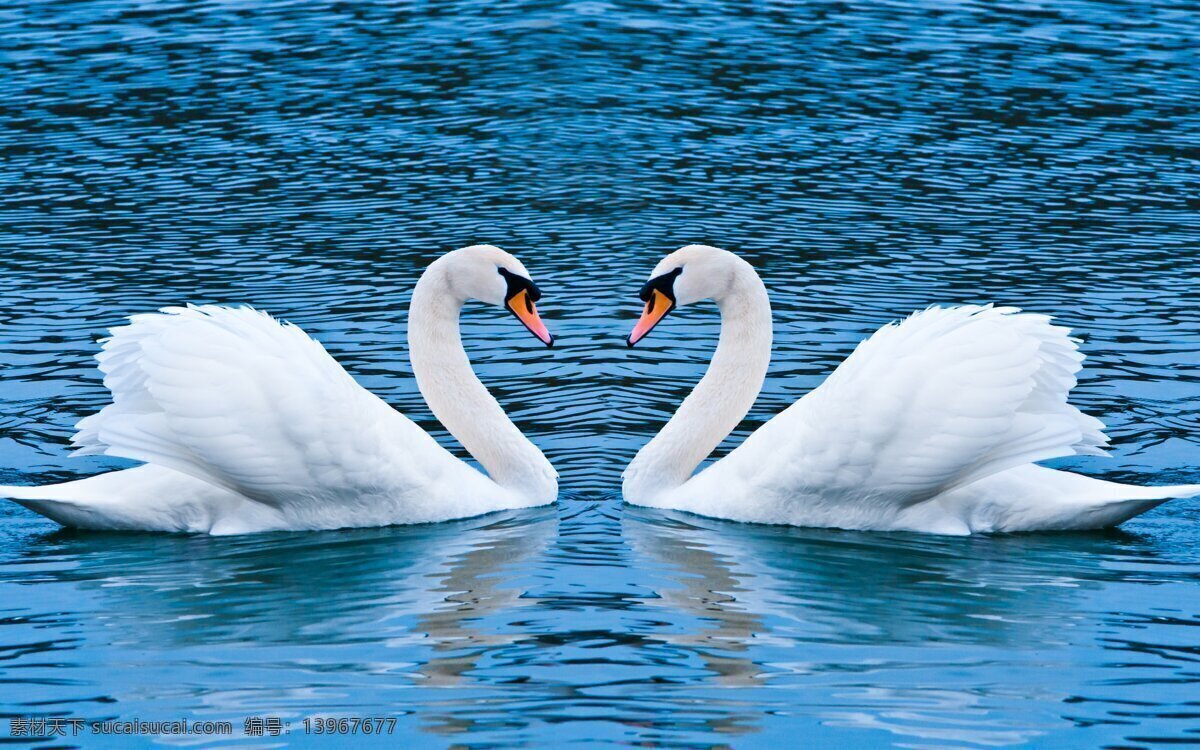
[71,305,448,506]
[757,306,1106,498]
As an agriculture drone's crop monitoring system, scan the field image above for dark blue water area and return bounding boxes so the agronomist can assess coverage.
[2,0,1200,747]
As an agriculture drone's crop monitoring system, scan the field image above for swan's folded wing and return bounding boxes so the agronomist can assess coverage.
[71,305,461,507]
[730,305,1108,506]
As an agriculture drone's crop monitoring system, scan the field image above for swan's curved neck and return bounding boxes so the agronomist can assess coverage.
[623,262,772,503]
[407,265,555,501]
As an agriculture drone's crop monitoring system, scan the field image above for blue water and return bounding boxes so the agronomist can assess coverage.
[2,0,1200,746]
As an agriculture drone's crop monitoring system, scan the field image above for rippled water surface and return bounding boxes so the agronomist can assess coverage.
[3,0,1200,746]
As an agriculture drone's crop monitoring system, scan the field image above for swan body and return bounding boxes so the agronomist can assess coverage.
[2,245,558,534]
[624,245,1200,535]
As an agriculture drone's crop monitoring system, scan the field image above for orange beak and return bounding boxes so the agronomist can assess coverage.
[506,289,553,347]
[627,289,675,347]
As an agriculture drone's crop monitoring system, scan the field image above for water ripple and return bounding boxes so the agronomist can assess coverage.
[2,0,1200,746]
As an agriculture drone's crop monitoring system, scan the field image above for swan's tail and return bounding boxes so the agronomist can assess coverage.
[1,483,98,527]
[0,484,52,500]
[950,465,1200,533]
[1088,481,1200,528]
[2,466,279,534]
[1,468,176,530]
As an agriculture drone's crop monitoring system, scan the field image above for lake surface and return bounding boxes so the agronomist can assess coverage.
[2,0,1200,746]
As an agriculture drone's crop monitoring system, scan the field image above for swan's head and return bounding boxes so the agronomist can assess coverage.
[627,245,743,346]
[439,244,553,346]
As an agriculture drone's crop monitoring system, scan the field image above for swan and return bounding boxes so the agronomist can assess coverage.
[623,244,1200,535]
[1,245,558,534]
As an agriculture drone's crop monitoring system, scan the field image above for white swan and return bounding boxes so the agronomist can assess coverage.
[1,245,558,534]
[623,245,1200,535]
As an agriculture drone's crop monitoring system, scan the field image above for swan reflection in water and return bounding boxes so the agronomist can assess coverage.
[1,508,555,723]
[2,501,1183,746]
[623,506,1172,747]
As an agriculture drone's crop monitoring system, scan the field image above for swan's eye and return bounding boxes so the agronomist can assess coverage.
[639,267,682,302]
[498,267,541,302]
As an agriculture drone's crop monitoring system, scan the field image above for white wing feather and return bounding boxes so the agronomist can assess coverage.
[717,305,1108,507]
[71,305,469,510]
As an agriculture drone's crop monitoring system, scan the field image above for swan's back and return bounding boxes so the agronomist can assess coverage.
[684,305,1112,529]
[71,305,493,523]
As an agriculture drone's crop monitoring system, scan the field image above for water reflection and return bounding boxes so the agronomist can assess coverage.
[624,508,1198,747]
[2,510,554,723]
[2,488,1199,746]
[628,508,1141,643]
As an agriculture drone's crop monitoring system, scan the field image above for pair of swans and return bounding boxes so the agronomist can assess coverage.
[3,244,1196,535]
